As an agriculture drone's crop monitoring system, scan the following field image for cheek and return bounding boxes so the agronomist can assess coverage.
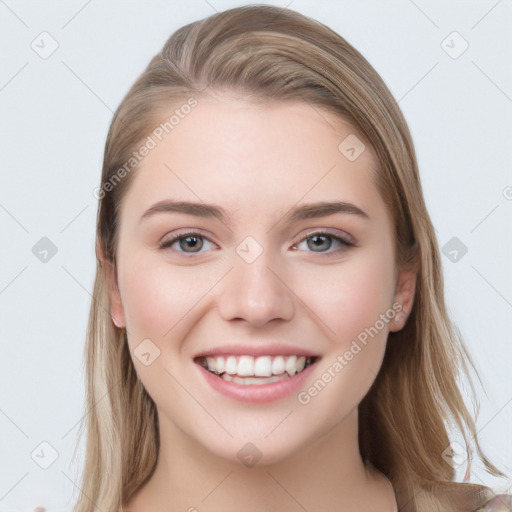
[118,252,225,341]
[297,258,396,417]
[305,253,395,343]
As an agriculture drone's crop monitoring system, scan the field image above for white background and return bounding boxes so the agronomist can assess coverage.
[0,1,511,510]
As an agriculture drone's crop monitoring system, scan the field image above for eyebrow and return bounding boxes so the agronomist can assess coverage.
[139,199,370,225]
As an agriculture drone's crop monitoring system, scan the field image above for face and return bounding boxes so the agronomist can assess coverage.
[107,96,415,465]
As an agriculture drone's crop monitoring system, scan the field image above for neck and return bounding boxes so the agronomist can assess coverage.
[125,408,396,511]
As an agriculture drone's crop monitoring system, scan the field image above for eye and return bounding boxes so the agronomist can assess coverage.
[159,229,355,257]
[291,230,355,256]
[159,231,217,254]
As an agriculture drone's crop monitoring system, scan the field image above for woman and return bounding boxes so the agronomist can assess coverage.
[70,5,510,511]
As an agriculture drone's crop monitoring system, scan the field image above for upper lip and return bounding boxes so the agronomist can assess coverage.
[193,343,320,359]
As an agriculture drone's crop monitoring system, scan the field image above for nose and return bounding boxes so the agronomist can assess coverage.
[217,250,295,327]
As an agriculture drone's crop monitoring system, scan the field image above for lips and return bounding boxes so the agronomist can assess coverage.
[193,344,319,359]
[195,354,319,402]
[193,344,320,395]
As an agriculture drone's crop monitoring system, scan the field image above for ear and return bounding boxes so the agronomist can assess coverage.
[96,240,126,329]
[388,268,416,332]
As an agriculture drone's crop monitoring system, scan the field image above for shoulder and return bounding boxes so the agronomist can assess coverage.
[479,494,512,511]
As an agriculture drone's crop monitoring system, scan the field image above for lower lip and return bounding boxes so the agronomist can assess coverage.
[195,361,319,403]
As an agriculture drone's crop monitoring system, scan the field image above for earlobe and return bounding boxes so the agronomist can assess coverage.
[389,269,417,332]
[96,240,126,329]
[107,262,126,329]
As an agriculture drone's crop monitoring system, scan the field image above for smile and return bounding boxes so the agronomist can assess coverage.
[197,354,317,384]
[194,352,320,402]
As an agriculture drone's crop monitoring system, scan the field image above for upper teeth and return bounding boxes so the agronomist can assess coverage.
[202,355,311,377]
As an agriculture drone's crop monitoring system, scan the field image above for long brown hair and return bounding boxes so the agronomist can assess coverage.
[72,5,508,511]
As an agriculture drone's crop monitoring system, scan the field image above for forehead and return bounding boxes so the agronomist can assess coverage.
[120,97,387,226]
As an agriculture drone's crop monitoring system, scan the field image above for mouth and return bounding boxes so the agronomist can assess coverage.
[194,354,320,386]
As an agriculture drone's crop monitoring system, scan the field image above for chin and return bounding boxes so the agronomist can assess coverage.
[196,425,318,469]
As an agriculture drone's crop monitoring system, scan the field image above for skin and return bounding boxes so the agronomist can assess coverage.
[104,95,416,511]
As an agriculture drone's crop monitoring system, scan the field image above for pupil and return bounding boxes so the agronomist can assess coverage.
[308,235,331,252]
[180,236,202,252]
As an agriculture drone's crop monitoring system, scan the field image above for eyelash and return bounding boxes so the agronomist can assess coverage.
[158,229,356,258]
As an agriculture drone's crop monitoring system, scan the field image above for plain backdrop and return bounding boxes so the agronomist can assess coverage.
[0,1,511,510]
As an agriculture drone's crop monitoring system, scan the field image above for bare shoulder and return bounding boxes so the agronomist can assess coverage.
[479,494,512,511]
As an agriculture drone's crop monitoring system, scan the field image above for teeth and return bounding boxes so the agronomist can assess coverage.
[286,355,298,376]
[271,356,286,375]
[225,356,237,375]
[254,356,272,377]
[238,355,254,377]
[201,355,311,378]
